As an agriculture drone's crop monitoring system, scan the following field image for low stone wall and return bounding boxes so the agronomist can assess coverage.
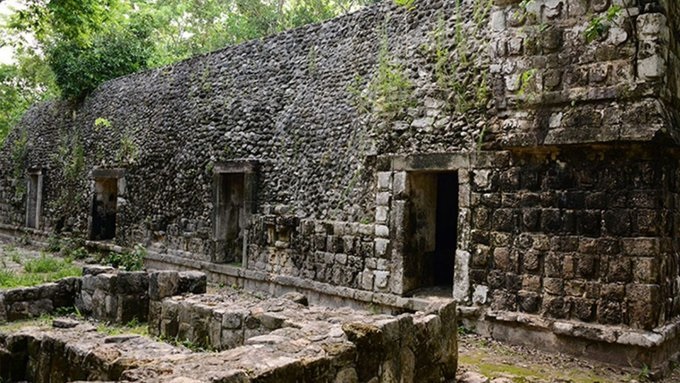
[0,295,457,383]
[151,290,457,382]
[0,278,80,322]
[0,266,206,326]
[77,266,206,324]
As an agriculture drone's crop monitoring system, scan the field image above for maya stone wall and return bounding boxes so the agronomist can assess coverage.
[0,0,488,249]
[464,146,675,331]
[0,278,79,323]
[0,0,679,350]
[488,0,678,147]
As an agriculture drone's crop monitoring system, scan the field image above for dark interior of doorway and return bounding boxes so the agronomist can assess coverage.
[433,172,458,286]
[405,171,458,295]
[216,173,245,263]
[90,178,118,241]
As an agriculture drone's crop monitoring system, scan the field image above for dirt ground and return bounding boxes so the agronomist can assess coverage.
[457,332,680,383]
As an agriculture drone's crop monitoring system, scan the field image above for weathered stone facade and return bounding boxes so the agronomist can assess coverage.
[0,272,457,382]
[1,0,680,373]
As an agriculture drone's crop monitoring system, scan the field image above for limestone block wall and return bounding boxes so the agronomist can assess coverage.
[149,291,458,383]
[0,0,678,355]
[76,267,206,324]
[0,0,487,255]
[0,278,80,322]
[0,267,206,326]
[489,0,678,147]
[0,294,457,383]
[461,146,674,331]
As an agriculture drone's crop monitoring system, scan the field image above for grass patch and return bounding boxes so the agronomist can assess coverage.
[459,353,621,383]
[96,318,148,337]
[0,316,53,333]
[0,254,81,289]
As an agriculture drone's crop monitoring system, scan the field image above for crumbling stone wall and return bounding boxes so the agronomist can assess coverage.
[0,0,487,250]
[1,0,680,368]
[0,273,456,383]
[0,267,206,326]
[0,278,79,322]
[489,0,677,147]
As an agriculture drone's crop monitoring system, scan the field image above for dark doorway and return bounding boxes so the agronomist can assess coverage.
[90,178,118,240]
[433,173,458,286]
[26,173,41,229]
[404,171,459,293]
[215,173,245,263]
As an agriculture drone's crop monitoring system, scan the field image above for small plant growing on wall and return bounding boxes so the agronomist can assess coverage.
[116,133,139,165]
[107,244,146,271]
[10,128,28,203]
[363,22,416,121]
[584,5,622,43]
[94,117,112,131]
[49,129,87,231]
[394,0,416,10]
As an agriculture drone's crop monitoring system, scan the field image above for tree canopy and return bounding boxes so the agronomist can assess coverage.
[0,0,380,143]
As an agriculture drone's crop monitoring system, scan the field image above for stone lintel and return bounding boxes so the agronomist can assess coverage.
[214,160,258,174]
[91,168,126,179]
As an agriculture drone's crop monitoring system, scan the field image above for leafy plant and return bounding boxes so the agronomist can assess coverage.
[10,129,29,200]
[0,256,81,290]
[363,24,416,121]
[45,235,62,253]
[107,244,146,271]
[394,0,416,9]
[94,117,112,130]
[24,253,70,273]
[116,133,139,164]
[47,19,154,100]
[584,5,622,43]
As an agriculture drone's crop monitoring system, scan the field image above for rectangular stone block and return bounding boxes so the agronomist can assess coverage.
[117,294,149,323]
[178,271,207,294]
[117,272,149,295]
[377,172,392,190]
[148,271,180,301]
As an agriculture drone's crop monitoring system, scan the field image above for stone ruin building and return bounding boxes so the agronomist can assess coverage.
[1,0,680,377]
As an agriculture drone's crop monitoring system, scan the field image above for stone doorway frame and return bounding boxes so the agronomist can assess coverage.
[88,168,126,241]
[212,161,257,266]
[25,168,44,229]
[380,153,473,301]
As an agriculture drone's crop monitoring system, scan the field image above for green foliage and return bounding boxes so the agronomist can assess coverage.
[107,244,146,271]
[584,5,622,43]
[1,0,380,106]
[365,25,416,121]
[45,235,62,253]
[94,117,112,130]
[10,128,28,179]
[394,0,415,9]
[517,69,537,97]
[10,128,29,201]
[47,19,154,100]
[96,318,149,336]
[0,254,81,289]
[9,0,123,44]
[24,253,68,273]
[429,1,491,115]
[50,131,86,223]
[0,57,54,145]
[116,133,139,165]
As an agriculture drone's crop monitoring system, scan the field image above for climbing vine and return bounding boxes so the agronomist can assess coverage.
[50,130,86,230]
[10,129,29,202]
[368,24,416,121]
[431,0,492,115]
[584,5,622,43]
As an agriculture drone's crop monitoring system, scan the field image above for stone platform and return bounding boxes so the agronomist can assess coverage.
[0,269,457,383]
